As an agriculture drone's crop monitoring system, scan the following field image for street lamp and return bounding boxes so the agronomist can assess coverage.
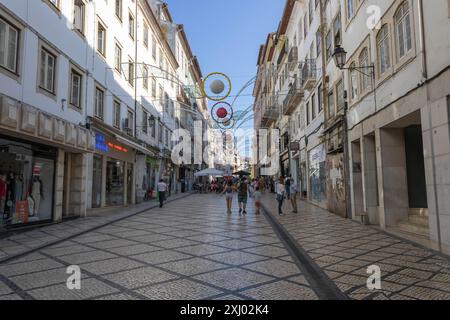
[332,45,347,69]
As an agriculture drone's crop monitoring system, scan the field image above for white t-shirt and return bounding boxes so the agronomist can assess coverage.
[276,183,285,196]
[157,182,167,192]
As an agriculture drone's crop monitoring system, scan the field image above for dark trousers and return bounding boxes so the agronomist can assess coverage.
[277,197,284,214]
[158,191,165,208]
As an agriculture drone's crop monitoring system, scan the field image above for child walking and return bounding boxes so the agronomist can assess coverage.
[222,181,235,214]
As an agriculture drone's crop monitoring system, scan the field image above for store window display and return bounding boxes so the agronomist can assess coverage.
[0,137,55,227]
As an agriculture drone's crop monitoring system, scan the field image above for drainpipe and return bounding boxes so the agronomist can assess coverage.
[418,0,442,252]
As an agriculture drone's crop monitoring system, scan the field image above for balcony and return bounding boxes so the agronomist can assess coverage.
[288,46,298,72]
[282,77,304,116]
[262,95,280,126]
[301,59,317,91]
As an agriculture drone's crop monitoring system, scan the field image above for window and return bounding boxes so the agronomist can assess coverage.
[127,109,134,134]
[350,62,358,100]
[115,0,122,20]
[128,59,134,86]
[152,78,157,98]
[97,22,106,56]
[326,31,332,61]
[95,86,104,119]
[333,14,342,46]
[129,13,135,39]
[142,110,148,133]
[143,23,149,48]
[46,0,60,9]
[377,25,391,75]
[165,129,169,146]
[158,123,163,143]
[311,94,316,120]
[316,31,322,57]
[39,47,56,94]
[359,48,370,92]
[113,100,121,128]
[395,1,412,59]
[318,84,323,112]
[306,101,310,125]
[347,0,355,20]
[159,85,164,106]
[70,68,82,109]
[73,0,85,34]
[0,17,19,73]
[151,117,156,138]
[303,14,308,38]
[152,36,157,61]
[164,92,169,114]
[114,43,122,72]
[309,0,314,25]
[328,91,335,119]
[143,66,148,89]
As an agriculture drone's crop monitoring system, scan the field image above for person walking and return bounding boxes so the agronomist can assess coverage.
[285,175,291,200]
[276,177,286,215]
[290,179,299,213]
[253,186,262,215]
[157,179,168,208]
[237,178,249,215]
[222,181,235,214]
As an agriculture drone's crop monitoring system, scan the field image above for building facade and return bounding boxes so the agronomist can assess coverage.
[253,0,450,252]
[0,0,211,230]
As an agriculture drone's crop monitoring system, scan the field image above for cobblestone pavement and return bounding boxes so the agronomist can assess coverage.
[0,194,318,300]
[0,193,191,263]
[2,193,450,300]
[261,194,450,300]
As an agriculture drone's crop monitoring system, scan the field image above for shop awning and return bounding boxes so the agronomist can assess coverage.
[115,135,156,157]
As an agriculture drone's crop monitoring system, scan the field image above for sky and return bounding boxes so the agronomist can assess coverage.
[166,0,285,134]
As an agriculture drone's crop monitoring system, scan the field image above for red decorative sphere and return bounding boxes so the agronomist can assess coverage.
[216,107,228,119]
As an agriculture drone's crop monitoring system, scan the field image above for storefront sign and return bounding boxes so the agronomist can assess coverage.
[95,133,128,153]
[107,142,128,153]
[95,133,109,152]
[16,201,29,224]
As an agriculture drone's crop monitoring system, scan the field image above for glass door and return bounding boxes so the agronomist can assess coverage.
[92,155,103,208]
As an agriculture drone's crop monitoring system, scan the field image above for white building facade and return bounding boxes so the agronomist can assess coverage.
[0,0,209,230]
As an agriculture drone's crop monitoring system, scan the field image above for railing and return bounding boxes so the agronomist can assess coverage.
[301,59,317,90]
[282,76,304,116]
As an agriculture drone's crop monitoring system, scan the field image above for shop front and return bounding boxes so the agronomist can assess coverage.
[0,135,56,227]
[143,155,159,200]
[91,131,136,208]
[280,150,290,178]
[308,144,327,207]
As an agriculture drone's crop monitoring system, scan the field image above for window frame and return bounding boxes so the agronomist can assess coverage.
[94,84,105,120]
[69,65,83,111]
[0,15,20,76]
[38,45,57,96]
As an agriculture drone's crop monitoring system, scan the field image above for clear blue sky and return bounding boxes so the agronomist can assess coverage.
[166,0,285,131]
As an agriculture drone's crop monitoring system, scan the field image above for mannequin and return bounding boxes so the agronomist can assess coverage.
[30,176,44,216]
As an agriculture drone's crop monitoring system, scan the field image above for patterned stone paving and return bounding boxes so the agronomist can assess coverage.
[261,194,450,300]
[0,194,317,300]
[2,192,450,300]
